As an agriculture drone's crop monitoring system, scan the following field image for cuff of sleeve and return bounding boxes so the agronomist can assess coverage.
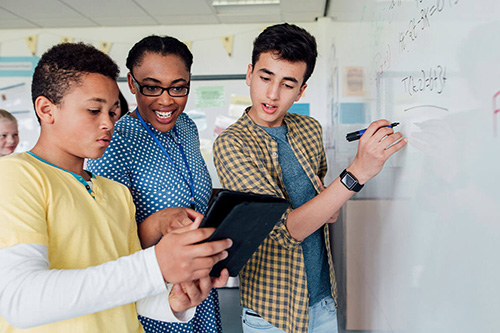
[136,247,196,323]
[270,209,302,249]
[136,284,195,323]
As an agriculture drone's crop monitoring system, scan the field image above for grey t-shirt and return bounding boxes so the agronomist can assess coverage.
[261,125,331,305]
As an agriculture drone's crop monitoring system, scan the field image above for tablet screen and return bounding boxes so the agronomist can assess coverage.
[199,190,290,276]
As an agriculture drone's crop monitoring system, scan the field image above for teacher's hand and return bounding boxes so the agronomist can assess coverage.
[139,207,203,248]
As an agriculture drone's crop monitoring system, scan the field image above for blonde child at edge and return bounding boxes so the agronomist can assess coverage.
[0,109,19,157]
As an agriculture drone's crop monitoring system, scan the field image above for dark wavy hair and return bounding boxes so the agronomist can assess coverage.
[32,42,119,110]
[252,23,317,85]
[126,35,193,74]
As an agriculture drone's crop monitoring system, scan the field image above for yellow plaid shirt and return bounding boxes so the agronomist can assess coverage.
[213,110,337,332]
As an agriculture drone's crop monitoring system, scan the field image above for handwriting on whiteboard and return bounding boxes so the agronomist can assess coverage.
[404,105,449,112]
[493,91,500,137]
[371,44,392,82]
[389,0,402,10]
[399,0,460,53]
[401,65,447,96]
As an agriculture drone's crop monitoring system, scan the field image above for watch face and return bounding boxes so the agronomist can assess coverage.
[343,173,357,189]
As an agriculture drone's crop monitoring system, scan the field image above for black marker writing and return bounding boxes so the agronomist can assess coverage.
[404,105,449,112]
[400,0,460,53]
[401,65,447,96]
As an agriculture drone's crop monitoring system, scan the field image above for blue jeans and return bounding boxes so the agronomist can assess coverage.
[242,296,338,333]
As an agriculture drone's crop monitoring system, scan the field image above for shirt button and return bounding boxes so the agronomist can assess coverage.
[272,152,277,156]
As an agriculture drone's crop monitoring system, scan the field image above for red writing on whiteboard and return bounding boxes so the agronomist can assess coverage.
[372,44,392,81]
[493,91,500,137]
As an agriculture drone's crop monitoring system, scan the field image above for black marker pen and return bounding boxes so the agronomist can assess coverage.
[346,122,400,142]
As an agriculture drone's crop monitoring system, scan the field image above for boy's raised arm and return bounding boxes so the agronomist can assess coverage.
[286,120,408,241]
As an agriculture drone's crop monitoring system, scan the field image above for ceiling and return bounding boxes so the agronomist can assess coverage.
[0,0,331,29]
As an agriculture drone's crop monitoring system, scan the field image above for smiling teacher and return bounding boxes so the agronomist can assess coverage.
[87,35,225,333]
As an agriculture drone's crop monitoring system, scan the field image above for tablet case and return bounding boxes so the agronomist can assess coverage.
[200,190,290,277]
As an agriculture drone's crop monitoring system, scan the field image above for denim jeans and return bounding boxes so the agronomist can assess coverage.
[242,295,338,333]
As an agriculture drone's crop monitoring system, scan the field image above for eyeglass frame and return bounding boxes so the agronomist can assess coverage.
[130,72,190,97]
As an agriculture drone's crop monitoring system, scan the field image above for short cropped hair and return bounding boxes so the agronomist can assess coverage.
[126,35,193,73]
[32,43,120,109]
[252,23,318,85]
[0,109,17,124]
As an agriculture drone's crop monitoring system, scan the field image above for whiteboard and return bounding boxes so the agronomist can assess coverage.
[327,1,500,332]
[183,76,249,189]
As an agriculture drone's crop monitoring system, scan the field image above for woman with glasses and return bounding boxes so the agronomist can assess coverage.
[87,35,225,333]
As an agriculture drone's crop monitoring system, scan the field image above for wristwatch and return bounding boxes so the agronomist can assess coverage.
[339,169,364,192]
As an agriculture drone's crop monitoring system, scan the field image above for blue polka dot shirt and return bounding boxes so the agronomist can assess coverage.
[87,113,221,332]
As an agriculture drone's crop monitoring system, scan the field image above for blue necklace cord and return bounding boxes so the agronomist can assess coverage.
[135,109,196,210]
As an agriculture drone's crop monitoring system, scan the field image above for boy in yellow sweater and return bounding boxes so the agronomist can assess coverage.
[0,42,231,332]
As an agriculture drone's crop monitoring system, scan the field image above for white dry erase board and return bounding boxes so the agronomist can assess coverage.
[323,1,500,332]
[182,75,249,189]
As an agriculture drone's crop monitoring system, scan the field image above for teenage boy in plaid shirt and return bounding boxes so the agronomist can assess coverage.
[213,23,407,332]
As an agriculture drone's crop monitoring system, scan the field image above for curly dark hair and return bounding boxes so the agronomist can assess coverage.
[252,23,317,85]
[31,42,119,109]
[126,35,193,74]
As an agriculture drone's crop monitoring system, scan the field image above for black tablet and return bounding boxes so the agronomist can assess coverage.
[200,190,290,277]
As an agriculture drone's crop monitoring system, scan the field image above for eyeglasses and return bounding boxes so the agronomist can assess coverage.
[130,73,190,97]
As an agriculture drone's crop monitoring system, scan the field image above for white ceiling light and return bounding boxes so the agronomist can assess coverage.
[212,0,280,6]
[212,0,280,15]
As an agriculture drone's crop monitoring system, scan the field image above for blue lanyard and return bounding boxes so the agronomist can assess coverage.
[135,109,196,210]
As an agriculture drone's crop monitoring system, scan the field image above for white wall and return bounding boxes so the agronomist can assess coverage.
[0,20,334,154]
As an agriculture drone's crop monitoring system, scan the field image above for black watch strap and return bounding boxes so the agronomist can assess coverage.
[340,169,364,192]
